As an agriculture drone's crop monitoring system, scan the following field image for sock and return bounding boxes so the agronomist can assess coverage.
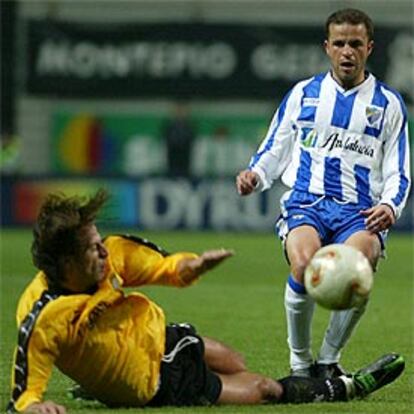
[278,376,348,403]
[284,276,315,371]
[339,375,356,400]
[317,302,367,364]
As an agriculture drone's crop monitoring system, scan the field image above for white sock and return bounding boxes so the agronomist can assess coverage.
[339,375,356,400]
[284,280,315,371]
[317,303,367,364]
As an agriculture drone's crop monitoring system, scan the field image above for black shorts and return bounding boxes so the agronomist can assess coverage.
[147,323,222,407]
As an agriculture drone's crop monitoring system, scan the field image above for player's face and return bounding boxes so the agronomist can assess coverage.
[324,23,373,89]
[65,225,108,292]
[80,225,108,284]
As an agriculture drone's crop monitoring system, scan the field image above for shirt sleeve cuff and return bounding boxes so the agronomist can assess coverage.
[250,167,268,192]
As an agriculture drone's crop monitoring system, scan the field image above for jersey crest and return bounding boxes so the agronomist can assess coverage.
[365,105,384,128]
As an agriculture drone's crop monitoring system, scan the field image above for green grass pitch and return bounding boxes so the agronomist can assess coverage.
[1,229,413,413]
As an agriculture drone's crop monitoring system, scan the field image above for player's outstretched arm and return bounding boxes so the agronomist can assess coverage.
[178,249,234,279]
[24,401,66,414]
[236,170,259,196]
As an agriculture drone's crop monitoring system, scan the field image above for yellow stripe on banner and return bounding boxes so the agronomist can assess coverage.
[59,115,93,173]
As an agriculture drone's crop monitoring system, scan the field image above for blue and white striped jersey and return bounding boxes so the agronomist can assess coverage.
[249,71,411,219]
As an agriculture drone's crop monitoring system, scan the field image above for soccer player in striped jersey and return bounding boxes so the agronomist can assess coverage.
[237,8,410,379]
[7,190,404,413]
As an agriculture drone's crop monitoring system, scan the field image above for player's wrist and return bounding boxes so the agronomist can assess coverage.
[380,203,396,219]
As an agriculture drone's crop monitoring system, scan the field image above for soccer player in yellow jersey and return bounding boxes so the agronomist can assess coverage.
[7,190,404,414]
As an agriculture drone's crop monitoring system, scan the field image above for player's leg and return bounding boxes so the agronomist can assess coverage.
[217,372,283,404]
[316,230,382,378]
[284,225,321,376]
[218,368,376,405]
[218,351,405,405]
[279,352,404,404]
[344,230,382,267]
[203,336,247,374]
[277,191,328,376]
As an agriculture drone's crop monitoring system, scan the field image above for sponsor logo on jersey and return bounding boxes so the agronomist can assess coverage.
[300,127,318,148]
[321,132,375,158]
[87,301,110,330]
[303,97,320,106]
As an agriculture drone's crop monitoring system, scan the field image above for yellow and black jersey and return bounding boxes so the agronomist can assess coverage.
[7,235,199,413]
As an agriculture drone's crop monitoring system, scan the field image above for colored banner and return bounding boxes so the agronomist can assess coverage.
[51,112,266,175]
[26,20,413,103]
[1,178,137,226]
[51,113,166,175]
[1,177,412,232]
[51,111,414,176]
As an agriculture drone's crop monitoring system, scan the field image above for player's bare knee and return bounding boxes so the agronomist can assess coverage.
[231,351,247,371]
[290,259,310,283]
[219,342,246,371]
[289,248,315,282]
[221,349,246,372]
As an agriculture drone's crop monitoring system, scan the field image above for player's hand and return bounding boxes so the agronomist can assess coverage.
[360,204,396,233]
[24,401,66,414]
[236,170,259,196]
[197,249,235,274]
[179,249,234,279]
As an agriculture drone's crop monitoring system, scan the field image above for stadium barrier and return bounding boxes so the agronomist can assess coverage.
[1,176,412,232]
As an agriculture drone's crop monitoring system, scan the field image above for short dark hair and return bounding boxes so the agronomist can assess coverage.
[31,189,109,288]
[325,8,374,41]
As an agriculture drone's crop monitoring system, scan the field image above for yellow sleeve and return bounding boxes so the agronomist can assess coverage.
[104,235,199,287]
[9,296,64,413]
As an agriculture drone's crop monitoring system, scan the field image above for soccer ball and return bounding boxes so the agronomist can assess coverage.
[304,244,373,310]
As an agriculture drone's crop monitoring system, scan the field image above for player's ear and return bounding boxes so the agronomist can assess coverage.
[367,40,374,57]
[323,39,330,56]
